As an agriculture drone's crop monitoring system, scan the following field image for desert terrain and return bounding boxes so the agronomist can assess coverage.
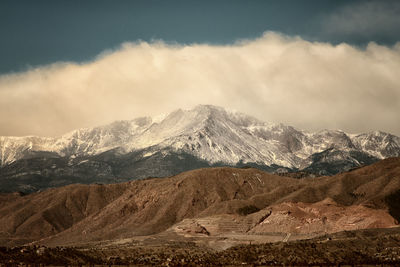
[1,157,400,264]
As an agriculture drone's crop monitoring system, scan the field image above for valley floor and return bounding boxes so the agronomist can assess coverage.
[1,227,400,266]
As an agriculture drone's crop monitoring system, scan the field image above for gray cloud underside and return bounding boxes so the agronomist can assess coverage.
[321,0,400,41]
[1,32,400,137]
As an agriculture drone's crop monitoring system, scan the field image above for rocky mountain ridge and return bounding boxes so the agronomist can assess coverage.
[1,157,399,247]
[1,105,399,166]
[0,105,399,192]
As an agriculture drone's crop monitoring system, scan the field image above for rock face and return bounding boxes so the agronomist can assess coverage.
[1,157,399,247]
[248,200,396,234]
[1,105,400,192]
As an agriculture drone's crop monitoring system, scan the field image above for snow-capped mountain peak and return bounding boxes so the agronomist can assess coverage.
[0,105,399,169]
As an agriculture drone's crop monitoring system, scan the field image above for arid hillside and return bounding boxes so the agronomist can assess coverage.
[1,157,399,246]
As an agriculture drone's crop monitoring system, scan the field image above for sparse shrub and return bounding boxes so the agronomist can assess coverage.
[236,205,260,216]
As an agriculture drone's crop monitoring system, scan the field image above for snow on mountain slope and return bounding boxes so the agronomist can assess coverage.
[0,136,56,166]
[55,116,153,156]
[351,131,400,159]
[130,106,289,166]
[0,117,152,165]
[1,105,399,168]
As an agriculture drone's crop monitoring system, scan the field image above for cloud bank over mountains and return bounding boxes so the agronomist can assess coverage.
[1,32,399,137]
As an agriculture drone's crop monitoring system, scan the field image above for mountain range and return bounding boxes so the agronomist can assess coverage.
[1,157,399,247]
[1,105,400,193]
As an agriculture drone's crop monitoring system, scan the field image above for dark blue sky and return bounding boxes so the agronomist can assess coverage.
[1,0,399,74]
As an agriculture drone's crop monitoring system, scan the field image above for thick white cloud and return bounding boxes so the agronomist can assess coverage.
[1,32,400,136]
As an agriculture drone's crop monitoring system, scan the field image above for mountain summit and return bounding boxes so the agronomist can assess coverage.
[1,105,399,192]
